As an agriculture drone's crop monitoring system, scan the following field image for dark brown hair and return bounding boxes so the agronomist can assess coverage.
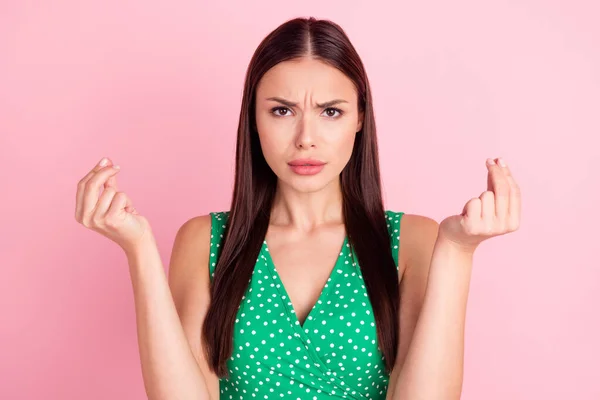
[203,17,400,377]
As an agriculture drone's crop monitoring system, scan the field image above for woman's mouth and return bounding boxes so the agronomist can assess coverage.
[288,159,326,175]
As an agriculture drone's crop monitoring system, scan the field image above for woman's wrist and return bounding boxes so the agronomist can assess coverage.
[123,230,158,263]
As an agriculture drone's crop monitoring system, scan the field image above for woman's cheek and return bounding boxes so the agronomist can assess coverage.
[259,133,287,171]
[325,124,356,149]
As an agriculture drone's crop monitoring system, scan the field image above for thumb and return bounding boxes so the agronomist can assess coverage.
[104,175,118,191]
[125,205,138,214]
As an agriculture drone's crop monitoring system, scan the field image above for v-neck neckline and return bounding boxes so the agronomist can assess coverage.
[260,235,349,330]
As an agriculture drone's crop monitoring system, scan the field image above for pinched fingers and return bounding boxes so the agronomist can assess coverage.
[75,157,120,224]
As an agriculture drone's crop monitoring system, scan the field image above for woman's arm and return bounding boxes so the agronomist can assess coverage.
[387,157,520,399]
[125,218,217,400]
[385,214,470,400]
[390,232,473,400]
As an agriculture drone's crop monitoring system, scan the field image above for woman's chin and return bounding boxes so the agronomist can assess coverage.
[278,174,338,194]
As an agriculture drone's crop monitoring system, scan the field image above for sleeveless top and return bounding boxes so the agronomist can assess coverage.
[208,210,404,400]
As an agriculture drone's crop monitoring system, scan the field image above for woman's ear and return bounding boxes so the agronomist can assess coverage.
[357,111,364,132]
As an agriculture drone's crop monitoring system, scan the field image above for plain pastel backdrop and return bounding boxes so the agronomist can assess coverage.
[1,0,598,399]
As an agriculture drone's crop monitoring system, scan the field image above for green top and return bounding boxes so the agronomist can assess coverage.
[209,210,404,400]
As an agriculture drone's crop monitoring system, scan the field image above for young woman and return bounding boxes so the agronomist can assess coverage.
[75,17,520,400]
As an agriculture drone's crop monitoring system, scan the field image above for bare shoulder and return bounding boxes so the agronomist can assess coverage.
[168,214,213,288]
[171,214,213,256]
[167,214,219,397]
[398,213,440,274]
[168,213,212,313]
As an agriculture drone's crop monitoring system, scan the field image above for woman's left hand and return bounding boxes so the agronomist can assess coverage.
[438,157,521,254]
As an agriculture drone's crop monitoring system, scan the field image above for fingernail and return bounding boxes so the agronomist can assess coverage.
[497,158,506,167]
[99,157,108,167]
[113,165,120,170]
[486,158,495,166]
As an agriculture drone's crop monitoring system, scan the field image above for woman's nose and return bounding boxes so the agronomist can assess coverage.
[295,118,317,149]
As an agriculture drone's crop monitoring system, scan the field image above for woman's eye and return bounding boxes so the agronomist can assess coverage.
[271,106,343,118]
[272,107,291,116]
[323,107,343,118]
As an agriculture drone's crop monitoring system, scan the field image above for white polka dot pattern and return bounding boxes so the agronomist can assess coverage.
[208,210,404,399]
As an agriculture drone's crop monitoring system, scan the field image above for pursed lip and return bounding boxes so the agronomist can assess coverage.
[288,159,326,166]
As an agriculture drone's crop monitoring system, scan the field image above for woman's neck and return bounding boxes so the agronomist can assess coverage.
[269,179,344,232]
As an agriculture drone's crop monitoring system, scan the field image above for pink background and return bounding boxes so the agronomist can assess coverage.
[1,1,599,399]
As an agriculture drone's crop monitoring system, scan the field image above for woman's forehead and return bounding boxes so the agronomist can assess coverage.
[257,58,357,100]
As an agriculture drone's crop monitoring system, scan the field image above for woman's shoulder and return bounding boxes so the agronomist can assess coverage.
[391,211,440,275]
[383,209,437,232]
[208,210,230,219]
[390,211,438,232]
[172,214,213,252]
[170,212,229,277]
[173,210,230,245]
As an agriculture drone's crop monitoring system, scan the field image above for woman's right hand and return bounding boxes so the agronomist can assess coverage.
[75,157,153,254]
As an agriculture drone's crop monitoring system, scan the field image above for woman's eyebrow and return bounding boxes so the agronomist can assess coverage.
[266,97,348,108]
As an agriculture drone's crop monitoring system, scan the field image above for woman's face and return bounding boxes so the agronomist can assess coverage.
[255,57,363,193]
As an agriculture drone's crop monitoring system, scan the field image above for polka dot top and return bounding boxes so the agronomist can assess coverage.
[208,210,404,400]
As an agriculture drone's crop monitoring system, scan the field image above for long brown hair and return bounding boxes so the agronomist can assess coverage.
[203,17,400,377]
